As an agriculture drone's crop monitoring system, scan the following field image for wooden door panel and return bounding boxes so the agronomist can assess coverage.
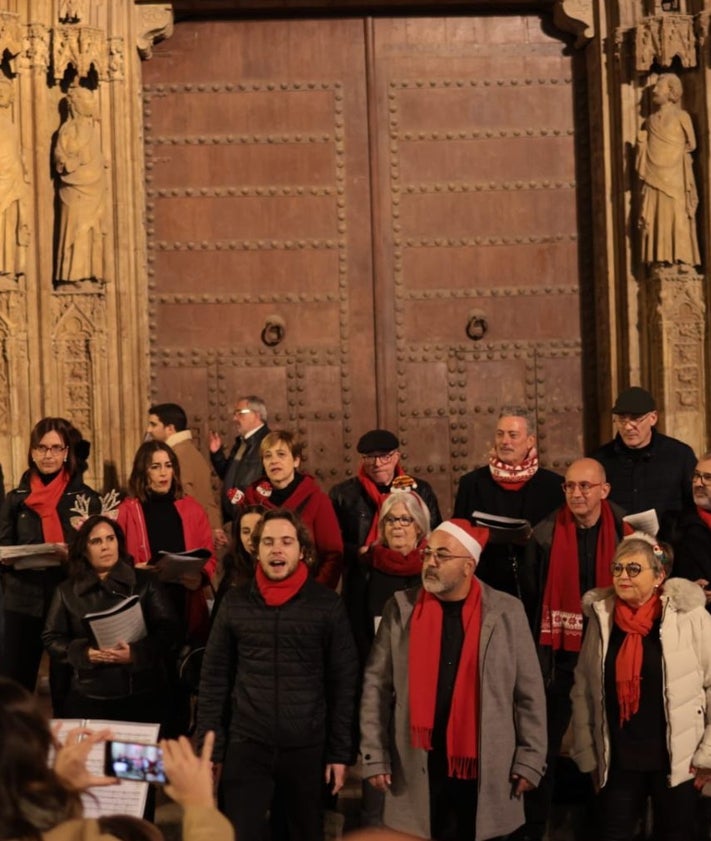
[153,195,338,240]
[371,14,584,514]
[144,18,378,486]
[400,138,575,181]
[403,242,579,289]
[151,251,340,295]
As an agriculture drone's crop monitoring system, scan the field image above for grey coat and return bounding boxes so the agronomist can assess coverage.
[360,583,547,841]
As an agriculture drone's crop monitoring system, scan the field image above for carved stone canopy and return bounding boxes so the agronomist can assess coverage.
[53,25,108,82]
[0,11,23,74]
[636,14,696,71]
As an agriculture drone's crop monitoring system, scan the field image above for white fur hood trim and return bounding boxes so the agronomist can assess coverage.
[582,577,705,618]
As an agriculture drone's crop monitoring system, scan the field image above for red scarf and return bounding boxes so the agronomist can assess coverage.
[370,540,424,577]
[488,447,538,491]
[614,593,662,725]
[697,506,711,530]
[539,500,619,652]
[409,578,482,779]
[255,560,309,606]
[357,463,405,545]
[25,470,71,543]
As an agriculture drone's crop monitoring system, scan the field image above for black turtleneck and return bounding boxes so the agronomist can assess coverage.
[142,489,184,563]
[36,468,62,486]
[269,472,304,506]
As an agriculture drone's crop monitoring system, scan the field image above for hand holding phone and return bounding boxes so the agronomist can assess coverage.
[104,740,167,784]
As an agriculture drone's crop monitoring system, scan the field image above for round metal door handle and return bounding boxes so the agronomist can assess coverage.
[466,310,488,341]
[262,314,286,347]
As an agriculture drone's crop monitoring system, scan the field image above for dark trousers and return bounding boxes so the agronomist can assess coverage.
[599,768,697,841]
[428,749,493,841]
[1,609,71,715]
[220,740,325,841]
[515,669,576,840]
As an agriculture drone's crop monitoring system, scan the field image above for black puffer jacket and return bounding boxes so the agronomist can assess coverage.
[42,559,180,699]
[0,471,101,617]
[197,576,359,763]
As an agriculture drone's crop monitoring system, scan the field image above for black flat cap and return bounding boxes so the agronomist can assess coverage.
[612,387,656,414]
[357,429,399,454]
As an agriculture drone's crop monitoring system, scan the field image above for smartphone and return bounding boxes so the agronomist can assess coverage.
[104,740,167,784]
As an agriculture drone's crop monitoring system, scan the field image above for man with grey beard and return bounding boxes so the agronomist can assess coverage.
[359,519,547,841]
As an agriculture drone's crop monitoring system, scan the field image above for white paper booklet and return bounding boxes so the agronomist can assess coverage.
[84,596,147,648]
[51,719,160,818]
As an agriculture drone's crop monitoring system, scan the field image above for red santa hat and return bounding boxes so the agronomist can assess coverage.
[432,519,489,563]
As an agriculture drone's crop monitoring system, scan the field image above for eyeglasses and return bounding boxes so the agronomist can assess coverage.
[383,515,415,527]
[234,408,254,416]
[33,445,68,456]
[693,471,711,486]
[611,562,652,578]
[362,450,397,465]
[613,412,651,427]
[421,547,471,563]
[562,481,603,495]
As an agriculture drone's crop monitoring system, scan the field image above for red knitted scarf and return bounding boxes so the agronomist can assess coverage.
[614,593,662,725]
[255,559,309,606]
[696,506,711,530]
[26,469,70,543]
[357,463,405,545]
[409,578,482,779]
[370,540,424,577]
[488,448,538,491]
[539,500,618,652]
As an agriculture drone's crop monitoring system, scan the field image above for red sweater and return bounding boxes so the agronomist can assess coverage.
[117,496,217,642]
[244,473,344,589]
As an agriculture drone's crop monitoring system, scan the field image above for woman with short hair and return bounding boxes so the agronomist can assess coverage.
[571,533,711,840]
[243,430,343,589]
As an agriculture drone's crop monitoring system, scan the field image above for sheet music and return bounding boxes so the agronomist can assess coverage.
[52,719,160,818]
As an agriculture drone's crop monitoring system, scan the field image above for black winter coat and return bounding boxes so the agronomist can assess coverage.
[452,466,564,607]
[0,471,101,617]
[592,429,696,520]
[42,559,180,699]
[668,506,711,592]
[210,425,270,523]
[197,576,359,764]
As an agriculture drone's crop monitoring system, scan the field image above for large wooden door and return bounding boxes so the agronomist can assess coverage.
[366,17,584,512]
[142,12,584,513]
[142,19,377,486]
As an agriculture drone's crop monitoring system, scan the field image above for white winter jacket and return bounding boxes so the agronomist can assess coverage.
[570,578,711,788]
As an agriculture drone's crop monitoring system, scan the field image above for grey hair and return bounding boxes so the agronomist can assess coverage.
[498,405,536,435]
[614,534,673,576]
[377,491,430,545]
[238,395,267,422]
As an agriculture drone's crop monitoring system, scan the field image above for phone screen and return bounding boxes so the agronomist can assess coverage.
[104,740,167,784]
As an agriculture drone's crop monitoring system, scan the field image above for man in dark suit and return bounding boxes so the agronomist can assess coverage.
[209,395,270,525]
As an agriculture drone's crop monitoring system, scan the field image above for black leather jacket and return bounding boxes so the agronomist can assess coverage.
[42,560,180,700]
[0,471,101,617]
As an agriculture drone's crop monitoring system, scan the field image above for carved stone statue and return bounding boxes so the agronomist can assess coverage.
[54,85,106,284]
[0,78,29,279]
[636,73,700,267]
